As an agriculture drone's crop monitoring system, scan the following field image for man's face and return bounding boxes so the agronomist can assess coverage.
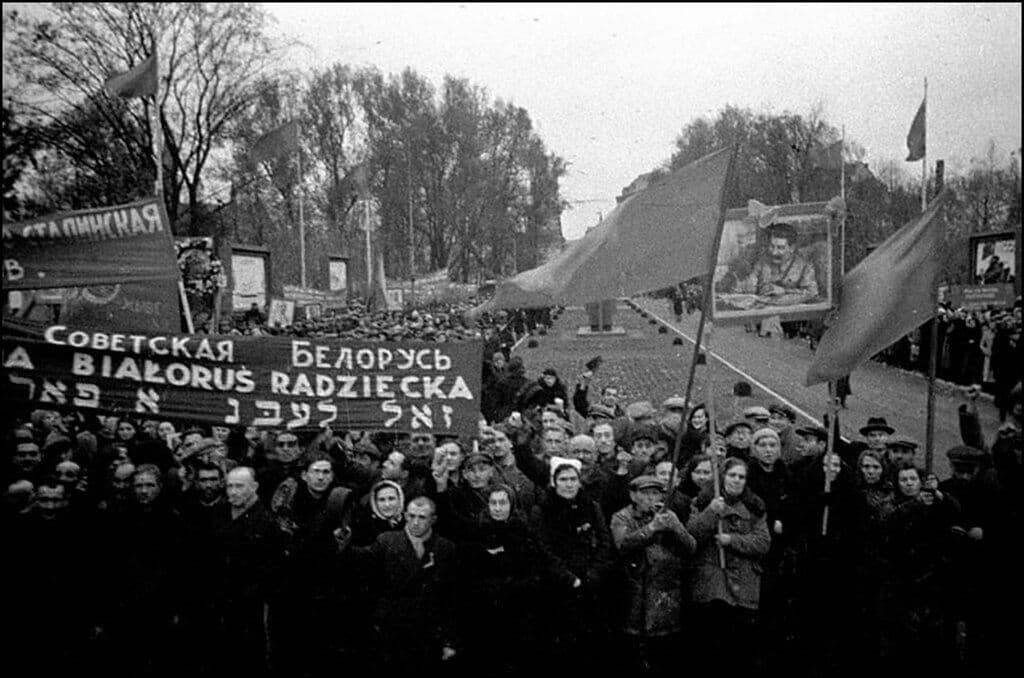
[632,487,665,515]
[142,420,159,439]
[211,426,230,443]
[655,462,675,486]
[405,501,436,538]
[600,388,619,408]
[754,436,781,466]
[226,471,257,507]
[410,434,435,462]
[691,461,713,487]
[542,429,567,457]
[592,424,616,458]
[488,431,512,460]
[542,374,556,388]
[35,485,67,520]
[866,431,889,450]
[196,469,224,502]
[382,452,406,480]
[273,434,302,463]
[13,444,42,475]
[573,444,598,469]
[541,411,561,430]
[631,438,655,464]
[303,460,334,495]
[888,446,915,467]
[798,434,824,458]
[157,422,176,440]
[182,432,203,448]
[768,412,790,433]
[727,427,752,450]
[491,352,506,371]
[41,410,62,431]
[463,461,493,489]
[133,472,161,505]
[769,236,793,265]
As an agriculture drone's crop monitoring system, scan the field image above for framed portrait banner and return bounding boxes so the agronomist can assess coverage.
[969,231,1019,291]
[712,201,835,324]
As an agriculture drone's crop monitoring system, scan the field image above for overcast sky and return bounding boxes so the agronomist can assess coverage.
[265,2,1022,240]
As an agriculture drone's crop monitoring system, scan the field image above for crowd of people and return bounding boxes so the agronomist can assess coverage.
[4,298,1022,678]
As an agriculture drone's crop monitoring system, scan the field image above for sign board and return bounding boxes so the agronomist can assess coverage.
[947,283,1015,310]
[283,284,347,309]
[231,252,267,312]
[268,299,295,328]
[2,324,484,435]
[385,288,404,311]
[329,259,348,293]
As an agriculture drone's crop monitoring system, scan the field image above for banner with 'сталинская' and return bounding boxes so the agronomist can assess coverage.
[2,198,181,333]
[2,324,483,435]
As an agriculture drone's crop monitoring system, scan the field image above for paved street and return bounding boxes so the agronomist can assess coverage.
[515,299,1003,478]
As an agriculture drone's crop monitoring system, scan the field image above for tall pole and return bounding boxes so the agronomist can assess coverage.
[298,135,307,289]
[922,77,937,474]
[408,152,415,307]
[921,78,928,212]
[840,125,847,275]
[364,199,373,301]
[150,37,193,334]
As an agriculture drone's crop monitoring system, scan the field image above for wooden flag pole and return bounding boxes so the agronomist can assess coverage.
[297,130,307,289]
[704,321,727,569]
[921,76,937,475]
[821,381,839,536]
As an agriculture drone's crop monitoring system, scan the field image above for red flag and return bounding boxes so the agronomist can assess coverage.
[479,148,735,309]
[805,191,950,385]
[905,98,926,162]
[104,52,158,99]
[250,121,300,163]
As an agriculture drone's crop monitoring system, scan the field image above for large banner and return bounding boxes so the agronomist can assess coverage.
[712,201,835,324]
[2,198,182,332]
[2,324,483,435]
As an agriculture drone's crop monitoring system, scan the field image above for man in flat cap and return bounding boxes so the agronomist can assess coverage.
[768,403,801,465]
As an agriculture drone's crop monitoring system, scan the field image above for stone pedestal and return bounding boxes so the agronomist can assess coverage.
[584,299,617,332]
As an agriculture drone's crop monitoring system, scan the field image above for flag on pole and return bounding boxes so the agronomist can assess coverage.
[250,120,300,163]
[477,147,735,310]
[809,140,845,171]
[104,52,158,99]
[805,191,950,385]
[905,98,926,161]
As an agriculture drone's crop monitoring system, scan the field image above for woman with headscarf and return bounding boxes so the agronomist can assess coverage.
[532,459,617,673]
[687,457,769,672]
[459,484,554,674]
[350,480,406,547]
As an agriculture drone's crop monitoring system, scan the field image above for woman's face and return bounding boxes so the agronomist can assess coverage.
[554,468,581,499]
[860,456,884,484]
[689,408,708,431]
[488,490,512,521]
[117,422,137,441]
[691,460,713,488]
[655,461,675,487]
[754,436,780,466]
[157,422,176,440]
[375,487,401,518]
[543,374,556,388]
[723,464,747,497]
[898,469,921,497]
